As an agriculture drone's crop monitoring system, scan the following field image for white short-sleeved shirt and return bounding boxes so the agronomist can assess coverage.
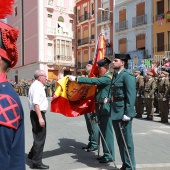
[28,80,48,111]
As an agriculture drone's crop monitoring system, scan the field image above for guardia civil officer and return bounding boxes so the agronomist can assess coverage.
[69,58,115,163]
[110,54,136,170]
[82,60,98,152]
[144,72,157,120]
[157,71,169,123]
[134,70,144,118]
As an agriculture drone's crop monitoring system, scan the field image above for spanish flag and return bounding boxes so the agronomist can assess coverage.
[50,34,106,117]
[51,76,96,117]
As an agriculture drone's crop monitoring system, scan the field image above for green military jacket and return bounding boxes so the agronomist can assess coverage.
[158,77,169,98]
[136,75,144,96]
[77,72,112,116]
[110,69,136,120]
[144,78,156,99]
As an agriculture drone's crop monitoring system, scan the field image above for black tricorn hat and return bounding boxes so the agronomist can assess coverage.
[114,53,131,60]
[88,60,93,65]
[97,57,111,67]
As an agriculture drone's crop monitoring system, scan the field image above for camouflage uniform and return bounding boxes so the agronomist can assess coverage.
[144,72,157,120]
[158,71,169,123]
[134,71,144,118]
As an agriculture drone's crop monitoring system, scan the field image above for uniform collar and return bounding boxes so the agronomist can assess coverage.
[0,73,8,83]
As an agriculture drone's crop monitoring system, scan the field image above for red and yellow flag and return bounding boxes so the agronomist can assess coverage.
[51,76,96,117]
[50,34,106,117]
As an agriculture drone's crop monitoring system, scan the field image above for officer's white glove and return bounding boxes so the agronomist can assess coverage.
[163,98,167,101]
[122,115,131,121]
[148,96,150,98]
[137,93,140,97]
[69,76,76,81]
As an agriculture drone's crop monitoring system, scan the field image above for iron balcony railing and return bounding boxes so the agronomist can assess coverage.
[78,13,90,23]
[132,14,147,27]
[98,14,110,23]
[77,37,91,46]
[115,20,128,32]
[77,62,88,69]
[155,13,165,21]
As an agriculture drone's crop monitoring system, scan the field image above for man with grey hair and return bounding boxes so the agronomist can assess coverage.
[28,70,49,169]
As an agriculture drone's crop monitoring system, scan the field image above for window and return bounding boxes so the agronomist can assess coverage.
[119,38,127,53]
[157,0,164,15]
[47,14,52,27]
[157,32,164,52]
[61,40,65,56]
[47,43,53,56]
[66,41,70,57]
[92,3,94,15]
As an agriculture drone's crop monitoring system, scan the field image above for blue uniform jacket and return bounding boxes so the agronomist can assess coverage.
[0,81,25,170]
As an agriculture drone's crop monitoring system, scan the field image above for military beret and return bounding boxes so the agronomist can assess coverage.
[135,70,141,74]
[0,21,19,68]
[88,60,93,65]
[114,53,131,60]
[147,72,153,76]
[161,71,169,75]
[97,57,111,67]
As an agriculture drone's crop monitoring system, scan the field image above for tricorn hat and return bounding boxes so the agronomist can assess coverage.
[0,21,19,68]
[114,53,131,60]
[97,57,111,67]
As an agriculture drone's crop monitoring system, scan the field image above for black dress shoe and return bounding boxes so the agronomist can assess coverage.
[27,153,33,160]
[99,158,112,163]
[33,163,49,169]
[96,156,104,160]
[87,146,98,152]
[82,146,88,149]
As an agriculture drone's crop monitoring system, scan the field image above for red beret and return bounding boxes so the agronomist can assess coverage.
[0,21,19,68]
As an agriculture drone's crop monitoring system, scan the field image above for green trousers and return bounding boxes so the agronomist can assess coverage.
[84,113,98,148]
[113,120,136,170]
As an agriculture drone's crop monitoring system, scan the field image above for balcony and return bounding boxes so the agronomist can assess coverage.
[132,14,147,27]
[77,37,91,46]
[115,20,128,32]
[78,13,90,23]
[165,51,170,58]
[155,13,165,21]
[98,14,110,23]
[77,62,88,69]
[46,56,54,63]
[46,27,56,36]
[45,0,54,9]
[56,28,74,38]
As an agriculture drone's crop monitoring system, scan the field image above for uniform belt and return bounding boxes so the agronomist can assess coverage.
[31,110,46,113]
[113,97,125,101]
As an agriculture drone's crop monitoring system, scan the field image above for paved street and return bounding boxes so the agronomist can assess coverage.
[20,96,170,170]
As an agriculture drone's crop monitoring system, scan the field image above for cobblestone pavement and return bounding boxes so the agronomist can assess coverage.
[20,96,170,170]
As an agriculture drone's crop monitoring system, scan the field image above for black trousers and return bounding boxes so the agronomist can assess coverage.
[29,110,46,165]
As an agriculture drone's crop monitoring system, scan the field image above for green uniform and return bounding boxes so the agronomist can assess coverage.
[110,69,136,170]
[158,77,169,122]
[135,75,144,118]
[84,113,98,149]
[78,72,115,160]
[144,78,156,120]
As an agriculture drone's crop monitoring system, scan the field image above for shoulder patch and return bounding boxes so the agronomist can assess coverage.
[107,75,112,79]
